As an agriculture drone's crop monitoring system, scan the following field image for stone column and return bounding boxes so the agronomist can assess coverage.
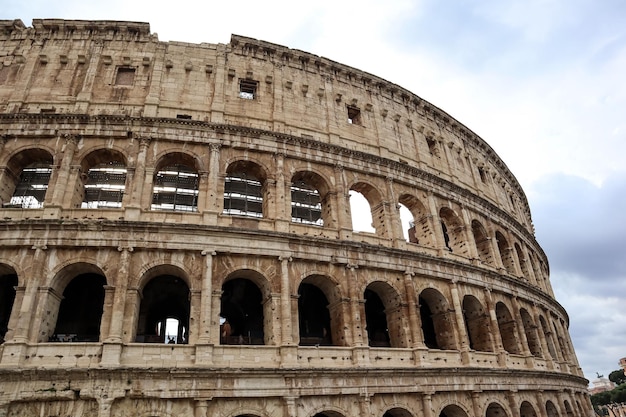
[426,192,445,250]
[510,297,531,357]
[274,152,289,232]
[422,393,434,417]
[13,245,47,343]
[359,394,372,417]
[280,255,293,345]
[536,392,549,417]
[202,143,222,224]
[471,391,483,417]
[449,281,469,354]
[507,391,521,417]
[346,264,365,347]
[532,304,554,368]
[49,135,79,207]
[210,288,222,345]
[333,164,352,240]
[106,247,132,343]
[483,288,503,357]
[197,250,215,345]
[100,285,116,340]
[128,137,151,210]
[403,271,423,349]
[194,399,209,417]
[460,206,479,260]
[284,396,298,417]
[196,171,209,213]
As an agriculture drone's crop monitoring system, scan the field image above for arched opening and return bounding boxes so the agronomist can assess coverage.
[486,403,508,417]
[2,149,53,209]
[349,190,374,233]
[496,231,516,275]
[0,268,18,343]
[419,288,456,350]
[471,220,493,265]
[539,315,558,360]
[496,301,522,354]
[546,401,560,417]
[462,295,493,352]
[564,400,574,417]
[151,152,199,212]
[52,273,106,342]
[364,289,390,347]
[439,207,468,255]
[291,171,330,226]
[520,401,538,417]
[364,281,405,348]
[220,277,264,345]
[298,274,345,346]
[298,282,332,346]
[384,407,415,417]
[136,275,190,344]
[439,404,469,417]
[312,411,345,417]
[520,308,542,357]
[80,149,127,209]
[223,160,266,218]
[398,194,432,246]
[515,243,531,279]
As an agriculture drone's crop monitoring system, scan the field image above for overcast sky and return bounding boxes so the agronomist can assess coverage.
[2,0,625,383]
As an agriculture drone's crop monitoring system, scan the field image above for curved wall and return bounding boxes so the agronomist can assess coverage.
[0,19,589,417]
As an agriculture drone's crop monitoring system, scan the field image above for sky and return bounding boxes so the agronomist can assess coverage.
[2,0,625,383]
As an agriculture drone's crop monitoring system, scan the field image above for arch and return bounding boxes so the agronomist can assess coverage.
[364,280,404,348]
[546,401,560,417]
[563,400,574,417]
[311,411,346,417]
[136,273,190,344]
[520,401,538,417]
[1,148,53,208]
[0,266,18,343]
[291,171,330,226]
[462,294,493,352]
[350,181,384,234]
[519,308,542,357]
[51,272,107,342]
[539,315,558,360]
[398,193,433,246]
[221,270,270,345]
[496,231,516,275]
[151,152,199,212]
[495,301,522,354]
[419,288,457,350]
[471,220,494,265]
[515,243,531,280]
[439,404,470,417]
[223,160,267,218]
[486,402,509,417]
[298,274,344,347]
[383,407,416,417]
[79,148,128,209]
[439,207,468,255]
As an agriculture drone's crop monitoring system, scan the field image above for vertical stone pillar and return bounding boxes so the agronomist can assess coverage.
[449,281,469,356]
[385,176,403,244]
[422,393,434,417]
[274,152,289,232]
[97,398,114,417]
[483,288,503,358]
[100,285,116,340]
[197,250,215,345]
[128,137,151,210]
[425,192,445,250]
[359,394,372,417]
[471,391,483,417]
[333,164,352,240]
[202,143,222,224]
[194,399,209,417]
[346,264,365,347]
[510,297,531,357]
[210,289,222,346]
[280,255,293,345]
[106,247,132,342]
[536,392,549,417]
[122,287,141,344]
[460,206,479,260]
[284,396,297,417]
[49,134,78,207]
[507,391,521,417]
[532,304,554,368]
[403,271,423,349]
[74,41,105,112]
[196,171,209,213]
[13,245,47,343]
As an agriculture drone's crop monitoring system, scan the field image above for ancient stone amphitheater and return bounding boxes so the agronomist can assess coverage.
[0,19,590,417]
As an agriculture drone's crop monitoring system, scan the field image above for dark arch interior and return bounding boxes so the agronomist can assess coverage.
[136,275,190,344]
[0,273,18,343]
[298,282,332,346]
[419,295,438,349]
[220,278,264,345]
[364,288,390,347]
[52,273,106,342]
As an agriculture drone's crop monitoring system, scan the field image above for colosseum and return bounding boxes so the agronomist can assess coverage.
[0,18,590,417]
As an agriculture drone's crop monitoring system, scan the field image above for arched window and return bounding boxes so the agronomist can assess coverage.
[515,243,531,279]
[51,273,106,342]
[520,402,538,417]
[471,220,493,265]
[2,149,54,209]
[462,295,493,352]
[0,268,17,343]
[80,150,127,208]
[291,172,327,226]
[486,403,509,417]
[152,164,199,212]
[350,182,384,234]
[539,315,558,360]
[298,275,343,347]
[398,194,433,246]
[223,161,265,218]
[439,208,468,255]
[364,281,404,348]
[439,404,469,417]
[220,278,264,345]
[136,275,190,344]
[419,288,456,350]
[495,302,521,354]
[520,308,542,357]
[496,231,516,275]
[383,407,415,417]
[546,401,560,417]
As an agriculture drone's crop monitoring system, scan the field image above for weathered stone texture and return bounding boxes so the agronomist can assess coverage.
[0,18,590,417]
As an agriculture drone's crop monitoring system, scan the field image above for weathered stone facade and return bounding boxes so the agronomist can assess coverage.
[0,19,590,417]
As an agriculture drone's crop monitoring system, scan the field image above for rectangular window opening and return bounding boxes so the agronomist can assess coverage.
[347,106,361,125]
[239,79,258,100]
[115,67,136,86]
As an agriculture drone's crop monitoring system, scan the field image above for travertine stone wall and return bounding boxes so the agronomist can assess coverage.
[0,19,589,417]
